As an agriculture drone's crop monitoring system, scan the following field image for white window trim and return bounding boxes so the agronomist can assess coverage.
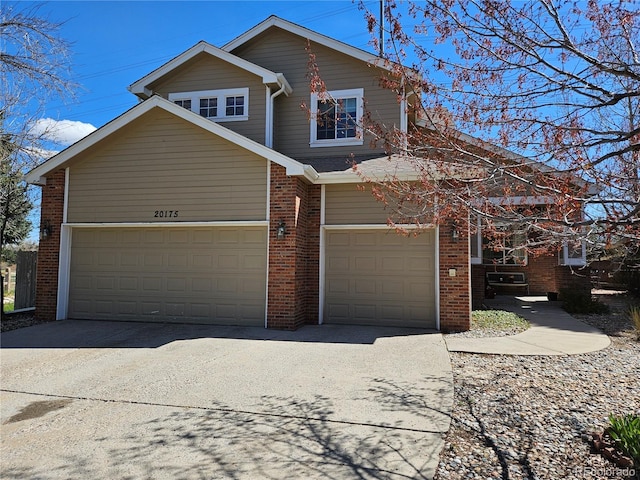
[310,88,364,148]
[560,240,587,266]
[169,88,249,122]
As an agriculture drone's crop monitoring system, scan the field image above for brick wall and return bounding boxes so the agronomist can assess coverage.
[439,221,471,332]
[556,265,591,298]
[471,253,591,304]
[35,169,65,321]
[267,164,317,329]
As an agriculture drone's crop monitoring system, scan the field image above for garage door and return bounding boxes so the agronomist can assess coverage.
[68,226,267,325]
[324,229,436,328]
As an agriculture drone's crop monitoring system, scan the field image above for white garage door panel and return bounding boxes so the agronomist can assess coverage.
[324,229,436,328]
[68,226,267,325]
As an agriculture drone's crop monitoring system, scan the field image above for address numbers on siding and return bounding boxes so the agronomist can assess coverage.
[154,210,179,218]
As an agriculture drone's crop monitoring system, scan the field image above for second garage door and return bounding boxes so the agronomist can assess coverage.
[68,226,267,325]
[324,229,436,328]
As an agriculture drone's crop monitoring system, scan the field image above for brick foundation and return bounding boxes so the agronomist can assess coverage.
[35,169,65,322]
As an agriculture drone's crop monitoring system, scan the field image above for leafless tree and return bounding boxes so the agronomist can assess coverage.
[1,3,76,316]
[321,0,639,263]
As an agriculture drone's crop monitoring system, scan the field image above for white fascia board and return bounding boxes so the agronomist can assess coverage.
[25,100,155,184]
[128,41,291,98]
[316,171,421,185]
[223,16,392,73]
[26,96,317,184]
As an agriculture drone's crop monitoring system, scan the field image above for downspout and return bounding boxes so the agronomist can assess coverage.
[267,83,287,149]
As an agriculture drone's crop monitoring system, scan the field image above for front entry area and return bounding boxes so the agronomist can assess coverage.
[67,226,267,325]
[323,228,437,328]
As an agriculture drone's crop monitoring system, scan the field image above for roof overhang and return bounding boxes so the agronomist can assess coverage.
[315,154,483,184]
[128,41,292,99]
[25,96,316,185]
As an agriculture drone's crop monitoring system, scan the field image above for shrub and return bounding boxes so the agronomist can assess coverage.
[560,289,610,314]
[472,310,529,330]
[607,413,640,467]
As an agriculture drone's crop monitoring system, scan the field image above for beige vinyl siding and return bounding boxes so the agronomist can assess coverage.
[150,53,266,144]
[324,183,391,225]
[68,226,267,325]
[324,229,436,328]
[66,109,267,223]
[231,28,399,160]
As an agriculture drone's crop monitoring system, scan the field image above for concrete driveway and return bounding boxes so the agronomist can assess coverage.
[1,320,452,480]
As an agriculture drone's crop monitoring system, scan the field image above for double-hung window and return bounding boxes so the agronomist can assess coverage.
[169,88,249,122]
[310,88,364,147]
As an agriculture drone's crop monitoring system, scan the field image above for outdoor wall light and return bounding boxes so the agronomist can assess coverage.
[40,221,52,240]
[276,220,287,240]
[451,224,460,242]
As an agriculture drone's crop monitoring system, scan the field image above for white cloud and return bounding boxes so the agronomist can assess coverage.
[30,118,97,147]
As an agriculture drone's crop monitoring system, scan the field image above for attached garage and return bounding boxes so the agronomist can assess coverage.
[68,226,267,325]
[323,228,436,328]
[322,184,438,329]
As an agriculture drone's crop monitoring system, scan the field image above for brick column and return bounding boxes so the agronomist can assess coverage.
[267,164,315,329]
[439,220,471,332]
[304,184,321,324]
[35,169,65,321]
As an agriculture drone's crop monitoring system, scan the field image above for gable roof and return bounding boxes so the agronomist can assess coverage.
[26,96,318,185]
[223,15,391,72]
[128,41,292,99]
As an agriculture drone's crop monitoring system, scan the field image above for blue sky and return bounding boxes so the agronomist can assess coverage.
[7,0,387,241]
[14,0,383,140]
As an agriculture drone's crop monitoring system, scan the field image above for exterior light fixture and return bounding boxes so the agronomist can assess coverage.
[276,220,286,239]
[40,221,52,240]
[451,224,459,242]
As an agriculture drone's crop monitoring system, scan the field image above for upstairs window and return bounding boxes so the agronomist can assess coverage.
[199,98,217,118]
[225,96,245,117]
[310,88,363,147]
[174,99,192,110]
[169,88,249,122]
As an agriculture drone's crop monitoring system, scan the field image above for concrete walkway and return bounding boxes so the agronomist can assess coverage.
[445,296,611,355]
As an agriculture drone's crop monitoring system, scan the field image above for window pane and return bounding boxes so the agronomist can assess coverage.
[199,97,217,118]
[225,96,245,116]
[174,99,191,110]
[336,97,357,138]
[316,101,336,140]
[568,241,582,258]
[482,228,526,265]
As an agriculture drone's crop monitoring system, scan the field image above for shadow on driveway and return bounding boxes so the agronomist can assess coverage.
[0,319,437,349]
[1,321,452,479]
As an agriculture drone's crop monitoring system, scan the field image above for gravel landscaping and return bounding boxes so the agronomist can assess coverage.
[437,293,640,480]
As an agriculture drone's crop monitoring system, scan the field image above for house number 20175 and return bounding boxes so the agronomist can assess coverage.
[154,210,179,218]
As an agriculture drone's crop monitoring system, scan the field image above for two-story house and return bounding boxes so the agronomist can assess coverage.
[26,16,588,332]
